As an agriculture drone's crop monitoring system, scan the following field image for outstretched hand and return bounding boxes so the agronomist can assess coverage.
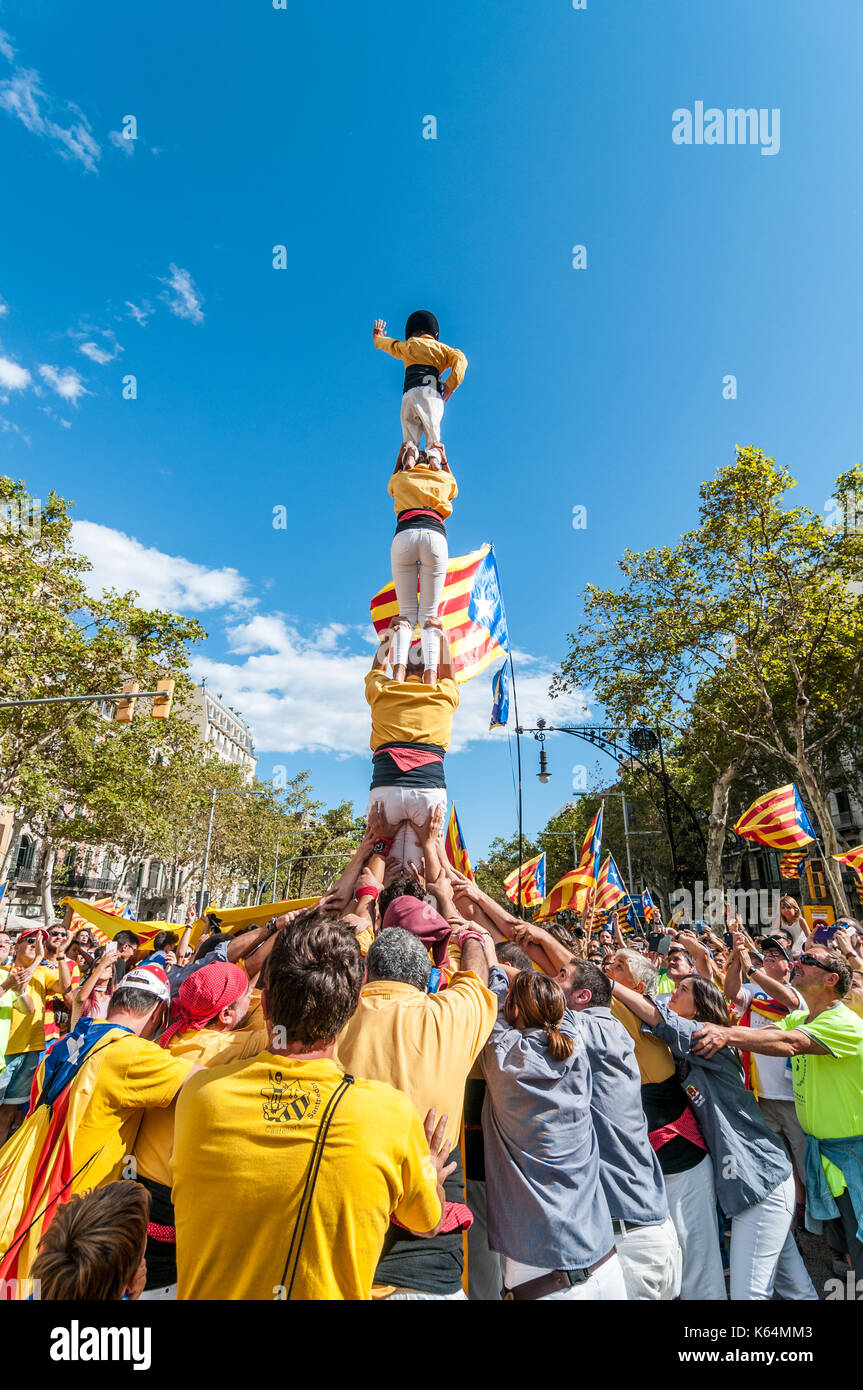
[373,318,386,338]
[423,1107,457,1189]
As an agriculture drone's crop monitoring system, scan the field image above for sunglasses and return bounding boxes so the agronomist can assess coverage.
[796,953,837,973]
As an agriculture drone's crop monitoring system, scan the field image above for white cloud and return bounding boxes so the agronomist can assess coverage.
[158,263,204,324]
[78,341,114,364]
[0,66,100,172]
[0,355,31,391]
[72,520,252,613]
[0,29,15,63]
[0,415,30,444]
[73,328,123,364]
[38,362,89,404]
[69,524,591,760]
[196,614,590,758]
[108,128,134,157]
[0,297,8,318]
[125,300,151,327]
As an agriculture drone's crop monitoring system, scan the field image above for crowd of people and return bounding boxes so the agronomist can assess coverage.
[2,816,863,1302]
[2,315,862,1303]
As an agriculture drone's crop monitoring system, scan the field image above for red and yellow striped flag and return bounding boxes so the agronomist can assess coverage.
[535,869,590,922]
[504,853,546,909]
[593,855,629,914]
[733,784,817,851]
[778,851,807,879]
[444,804,474,882]
[370,543,509,685]
[834,846,863,878]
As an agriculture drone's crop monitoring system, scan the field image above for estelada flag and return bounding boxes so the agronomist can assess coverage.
[575,807,604,887]
[489,662,509,729]
[444,803,474,881]
[504,853,546,909]
[370,543,509,685]
[779,851,808,879]
[641,887,658,923]
[593,854,629,914]
[833,846,863,878]
[535,869,590,922]
[733,784,817,851]
[0,1023,133,1287]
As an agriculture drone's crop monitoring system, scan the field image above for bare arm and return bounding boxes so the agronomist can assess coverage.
[691,1022,830,1059]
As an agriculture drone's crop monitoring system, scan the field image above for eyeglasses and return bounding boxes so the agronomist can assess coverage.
[796,953,837,973]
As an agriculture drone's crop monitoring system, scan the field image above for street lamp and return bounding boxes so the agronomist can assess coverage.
[198,787,265,915]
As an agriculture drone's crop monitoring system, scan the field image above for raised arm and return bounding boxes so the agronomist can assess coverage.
[608,978,663,1027]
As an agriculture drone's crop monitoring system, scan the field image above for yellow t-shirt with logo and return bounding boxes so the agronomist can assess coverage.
[69,1033,194,1192]
[172,1052,442,1301]
[388,466,458,519]
[5,965,61,1055]
[135,1022,269,1187]
[365,670,459,752]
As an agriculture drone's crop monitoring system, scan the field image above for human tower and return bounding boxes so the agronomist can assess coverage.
[364,310,468,863]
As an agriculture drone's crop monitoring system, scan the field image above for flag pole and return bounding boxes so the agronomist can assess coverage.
[490,544,523,915]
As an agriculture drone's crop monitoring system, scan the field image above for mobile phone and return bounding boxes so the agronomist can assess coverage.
[812,923,838,945]
[723,931,734,949]
[648,932,671,955]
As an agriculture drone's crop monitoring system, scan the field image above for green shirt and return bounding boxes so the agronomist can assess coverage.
[780,1002,863,1196]
[0,984,25,1074]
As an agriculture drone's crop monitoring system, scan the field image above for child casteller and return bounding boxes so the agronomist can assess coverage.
[373,309,467,470]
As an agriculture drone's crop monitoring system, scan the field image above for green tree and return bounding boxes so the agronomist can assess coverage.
[554,449,863,914]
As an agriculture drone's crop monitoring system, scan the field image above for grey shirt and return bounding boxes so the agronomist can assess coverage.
[573,1006,668,1226]
[647,997,792,1217]
[479,967,614,1270]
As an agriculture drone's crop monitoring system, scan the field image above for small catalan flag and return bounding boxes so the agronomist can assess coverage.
[504,853,546,910]
[444,803,474,882]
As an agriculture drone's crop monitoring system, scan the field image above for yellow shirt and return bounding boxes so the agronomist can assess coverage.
[375,333,467,393]
[69,1032,194,1191]
[5,965,61,1055]
[135,1023,269,1187]
[388,466,458,519]
[365,670,459,752]
[610,996,675,1085]
[172,1053,441,1300]
[333,971,497,1150]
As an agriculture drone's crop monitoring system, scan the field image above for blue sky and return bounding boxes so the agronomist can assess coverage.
[1,0,862,862]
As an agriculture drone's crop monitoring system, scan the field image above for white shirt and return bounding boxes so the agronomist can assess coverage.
[738,981,805,1100]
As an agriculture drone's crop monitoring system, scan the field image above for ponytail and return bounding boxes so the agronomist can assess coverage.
[504,971,574,1061]
[544,1020,575,1062]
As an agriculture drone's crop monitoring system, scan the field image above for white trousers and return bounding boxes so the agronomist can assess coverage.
[665,1154,727,1300]
[390,527,448,670]
[401,384,444,450]
[729,1172,817,1300]
[504,1252,628,1301]
[614,1214,682,1300]
[365,786,447,866]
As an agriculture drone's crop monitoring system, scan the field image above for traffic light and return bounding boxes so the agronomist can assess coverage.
[114,681,139,723]
[151,678,174,720]
[806,859,827,902]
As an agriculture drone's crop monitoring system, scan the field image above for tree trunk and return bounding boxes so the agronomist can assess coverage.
[795,761,850,916]
[706,762,739,924]
[40,842,57,925]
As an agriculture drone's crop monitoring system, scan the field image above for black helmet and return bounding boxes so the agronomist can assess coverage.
[404,309,439,340]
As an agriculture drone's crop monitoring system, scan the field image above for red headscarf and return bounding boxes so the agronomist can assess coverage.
[159,962,249,1048]
[381,897,453,973]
